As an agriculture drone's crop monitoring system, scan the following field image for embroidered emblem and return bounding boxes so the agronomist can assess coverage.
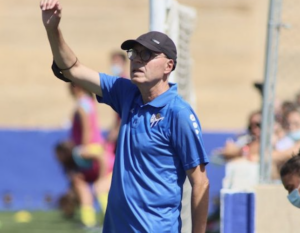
[150,113,164,127]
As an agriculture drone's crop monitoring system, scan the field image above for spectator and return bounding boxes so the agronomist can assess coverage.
[281,101,297,121]
[219,110,261,191]
[272,118,294,152]
[283,107,300,143]
[109,50,128,77]
[55,83,107,228]
[272,107,300,180]
[216,110,261,163]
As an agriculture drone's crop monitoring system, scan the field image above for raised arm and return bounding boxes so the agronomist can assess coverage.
[40,0,102,97]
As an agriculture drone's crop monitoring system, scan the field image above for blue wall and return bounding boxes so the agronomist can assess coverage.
[221,192,255,233]
[0,129,236,213]
[0,129,69,210]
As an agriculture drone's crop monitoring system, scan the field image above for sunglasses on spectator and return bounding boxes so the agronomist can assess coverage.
[248,122,261,131]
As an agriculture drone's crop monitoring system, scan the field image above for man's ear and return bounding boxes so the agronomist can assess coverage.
[164,59,174,74]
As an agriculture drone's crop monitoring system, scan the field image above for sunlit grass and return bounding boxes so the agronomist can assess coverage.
[0,211,102,233]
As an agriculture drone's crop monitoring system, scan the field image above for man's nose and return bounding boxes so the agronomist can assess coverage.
[135,53,144,62]
[131,56,143,63]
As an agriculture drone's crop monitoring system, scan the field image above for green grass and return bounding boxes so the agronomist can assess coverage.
[0,210,102,233]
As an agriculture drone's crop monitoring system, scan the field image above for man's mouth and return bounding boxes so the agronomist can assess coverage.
[132,68,143,73]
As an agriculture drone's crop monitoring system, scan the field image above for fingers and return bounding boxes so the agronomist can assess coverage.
[55,2,62,11]
[40,0,49,10]
[40,0,61,11]
[55,2,62,15]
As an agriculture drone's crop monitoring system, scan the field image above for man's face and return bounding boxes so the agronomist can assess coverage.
[129,44,170,85]
[286,111,300,132]
[281,173,300,194]
[248,113,261,138]
[111,55,125,68]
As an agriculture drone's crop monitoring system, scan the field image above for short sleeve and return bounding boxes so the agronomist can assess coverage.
[171,108,209,170]
[96,73,137,116]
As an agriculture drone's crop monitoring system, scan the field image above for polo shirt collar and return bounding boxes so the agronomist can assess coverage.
[135,83,178,108]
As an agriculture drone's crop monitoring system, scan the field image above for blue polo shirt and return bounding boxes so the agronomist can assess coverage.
[97,73,208,233]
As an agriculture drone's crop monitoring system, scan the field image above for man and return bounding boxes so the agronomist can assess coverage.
[40,1,209,232]
[280,151,300,208]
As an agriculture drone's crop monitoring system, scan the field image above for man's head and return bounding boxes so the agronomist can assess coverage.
[247,110,262,139]
[280,151,300,208]
[121,31,177,69]
[110,51,127,77]
[55,141,76,169]
[120,31,177,85]
[283,107,300,142]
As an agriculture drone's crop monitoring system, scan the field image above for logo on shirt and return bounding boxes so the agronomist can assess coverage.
[150,113,164,127]
[190,114,196,121]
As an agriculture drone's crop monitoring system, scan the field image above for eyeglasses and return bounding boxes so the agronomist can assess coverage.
[248,122,261,131]
[126,49,166,62]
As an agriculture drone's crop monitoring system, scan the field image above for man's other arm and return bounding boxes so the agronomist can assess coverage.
[186,164,209,233]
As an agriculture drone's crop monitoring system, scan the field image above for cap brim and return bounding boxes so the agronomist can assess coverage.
[121,39,161,53]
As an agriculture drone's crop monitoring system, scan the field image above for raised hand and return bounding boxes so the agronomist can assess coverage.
[40,0,62,31]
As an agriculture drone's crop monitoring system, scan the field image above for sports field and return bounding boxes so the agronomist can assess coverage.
[0,211,102,233]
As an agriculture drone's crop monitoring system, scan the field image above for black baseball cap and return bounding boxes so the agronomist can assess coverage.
[121,31,177,70]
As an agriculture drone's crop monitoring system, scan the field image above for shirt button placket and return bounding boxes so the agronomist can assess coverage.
[132,106,140,128]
